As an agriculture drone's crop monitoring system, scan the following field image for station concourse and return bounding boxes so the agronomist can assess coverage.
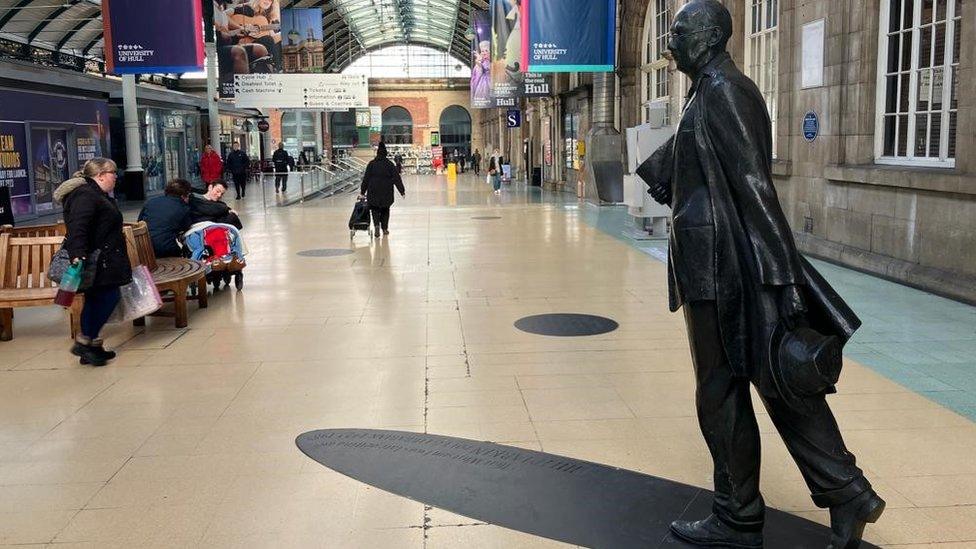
[0,0,975,547]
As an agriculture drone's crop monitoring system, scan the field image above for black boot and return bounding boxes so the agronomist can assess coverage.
[89,338,117,362]
[828,490,885,549]
[670,515,763,548]
[70,336,107,367]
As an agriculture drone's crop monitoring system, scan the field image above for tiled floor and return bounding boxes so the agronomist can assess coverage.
[1,174,974,547]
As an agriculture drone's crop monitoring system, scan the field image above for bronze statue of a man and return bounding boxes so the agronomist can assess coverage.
[637,2,884,548]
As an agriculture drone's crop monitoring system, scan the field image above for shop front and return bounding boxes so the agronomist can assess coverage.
[219,114,261,160]
[0,88,110,221]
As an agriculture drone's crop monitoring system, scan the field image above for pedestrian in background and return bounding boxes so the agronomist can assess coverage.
[272,143,292,194]
[360,142,406,237]
[488,148,502,194]
[472,149,482,176]
[199,144,224,186]
[54,157,132,367]
[225,141,250,199]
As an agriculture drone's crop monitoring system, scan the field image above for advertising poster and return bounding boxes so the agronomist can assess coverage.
[215,0,283,98]
[102,0,204,74]
[490,0,522,108]
[0,123,31,218]
[470,10,493,109]
[521,0,616,72]
[281,8,325,73]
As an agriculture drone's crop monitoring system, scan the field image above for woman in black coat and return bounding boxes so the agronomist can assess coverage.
[359,142,405,237]
[54,157,132,367]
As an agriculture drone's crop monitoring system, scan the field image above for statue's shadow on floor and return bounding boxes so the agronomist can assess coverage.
[296,429,879,548]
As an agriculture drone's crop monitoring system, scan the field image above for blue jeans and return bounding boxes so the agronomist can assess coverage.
[492,174,501,191]
[81,286,121,339]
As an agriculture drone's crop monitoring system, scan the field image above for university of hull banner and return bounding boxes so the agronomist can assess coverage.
[215,0,284,98]
[520,0,616,72]
[490,0,522,108]
[102,0,204,74]
[281,8,326,73]
[470,10,492,109]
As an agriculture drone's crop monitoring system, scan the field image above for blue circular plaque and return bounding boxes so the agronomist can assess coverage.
[802,111,819,142]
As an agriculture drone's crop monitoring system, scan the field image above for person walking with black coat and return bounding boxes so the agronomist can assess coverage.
[225,141,250,199]
[272,143,291,193]
[359,142,405,237]
[53,158,132,367]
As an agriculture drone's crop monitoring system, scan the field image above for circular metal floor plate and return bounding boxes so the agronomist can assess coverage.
[297,249,355,258]
[514,313,619,337]
[471,216,503,220]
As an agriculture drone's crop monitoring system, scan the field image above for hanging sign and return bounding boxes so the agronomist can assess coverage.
[470,10,493,109]
[234,74,369,109]
[522,73,551,97]
[803,111,820,142]
[520,0,616,73]
[490,0,523,108]
[506,110,522,128]
[102,0,204,74]
[216,0,283,98]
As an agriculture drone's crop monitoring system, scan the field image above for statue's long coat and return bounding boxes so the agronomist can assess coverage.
[638,53,860,399]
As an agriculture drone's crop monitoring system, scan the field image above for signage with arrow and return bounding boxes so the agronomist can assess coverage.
[234,74,369,110]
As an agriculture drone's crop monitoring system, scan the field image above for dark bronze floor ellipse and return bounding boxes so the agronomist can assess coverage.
[296,249,355,257]
[471,216,503,220]
[296,429,878,549]
[515,313,619,337]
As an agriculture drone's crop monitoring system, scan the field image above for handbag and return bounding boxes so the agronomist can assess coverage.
[48,247,100,291]
[107,265,163,323]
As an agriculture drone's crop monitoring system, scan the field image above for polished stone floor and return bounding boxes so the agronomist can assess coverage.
[1,173,975,547]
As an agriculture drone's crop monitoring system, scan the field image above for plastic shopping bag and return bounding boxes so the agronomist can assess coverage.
[108,265,163,323]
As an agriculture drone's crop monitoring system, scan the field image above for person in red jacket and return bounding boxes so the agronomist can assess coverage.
[199,144,224,185]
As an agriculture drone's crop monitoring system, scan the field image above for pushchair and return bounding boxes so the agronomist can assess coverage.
[184,223,247,291]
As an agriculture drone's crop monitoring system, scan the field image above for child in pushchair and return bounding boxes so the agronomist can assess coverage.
[183,223,247,291]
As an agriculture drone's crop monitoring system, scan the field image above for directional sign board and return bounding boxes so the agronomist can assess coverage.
[233,74,369,110]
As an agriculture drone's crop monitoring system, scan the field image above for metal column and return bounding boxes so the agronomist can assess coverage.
[121,74,145,199]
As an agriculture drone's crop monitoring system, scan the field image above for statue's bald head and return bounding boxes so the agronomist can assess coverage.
[677,0,733,52]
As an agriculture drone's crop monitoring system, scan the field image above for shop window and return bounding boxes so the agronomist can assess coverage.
[876,0,960,167]
[282,111,317,155]
[330,111,358,147]
[641,0,672,125]
[381,106,413,145]
[563,111,579,171]
[745,0,779,158]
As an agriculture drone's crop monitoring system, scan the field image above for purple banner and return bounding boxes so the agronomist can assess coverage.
[470,10,492,109]
[103,0,204,74]
[0,123,31,217]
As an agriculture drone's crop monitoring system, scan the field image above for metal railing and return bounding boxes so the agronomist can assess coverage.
[254,161,365,212]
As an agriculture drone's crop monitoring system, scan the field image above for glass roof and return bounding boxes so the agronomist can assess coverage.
[332,0,461,50]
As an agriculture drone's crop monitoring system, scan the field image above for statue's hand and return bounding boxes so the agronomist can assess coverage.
[778,284,807,329]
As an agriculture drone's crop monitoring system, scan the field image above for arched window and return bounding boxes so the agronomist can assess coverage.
[641,0,672,125]
[281,111,317,155]
[745,0,779,157]
[439,106,472,157]
[381,107,413,145]
[330,111,358,147]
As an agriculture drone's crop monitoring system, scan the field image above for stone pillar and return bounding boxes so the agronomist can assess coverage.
[121,74,145,200]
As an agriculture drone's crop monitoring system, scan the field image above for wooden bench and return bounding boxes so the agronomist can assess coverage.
[1,223,67,238]
[0,233,82,340]
[123,221,208,328]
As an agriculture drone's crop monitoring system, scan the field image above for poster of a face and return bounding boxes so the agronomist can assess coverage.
[490,0,522,108]
[281,8,325,73]
[215,0,283,98]
[470,10,492,109]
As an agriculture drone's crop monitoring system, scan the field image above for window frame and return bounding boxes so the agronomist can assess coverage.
[743,0,779,159]
[874,0,959,168]
[640,0,672,125]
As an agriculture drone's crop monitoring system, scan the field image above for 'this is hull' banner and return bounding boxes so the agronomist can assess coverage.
[102,0,204,74]
[490,0,522,108]
[521,0,616,73]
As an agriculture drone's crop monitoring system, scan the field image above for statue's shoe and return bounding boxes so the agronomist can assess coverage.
[828,491,886,549]
[669,514,763,548]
